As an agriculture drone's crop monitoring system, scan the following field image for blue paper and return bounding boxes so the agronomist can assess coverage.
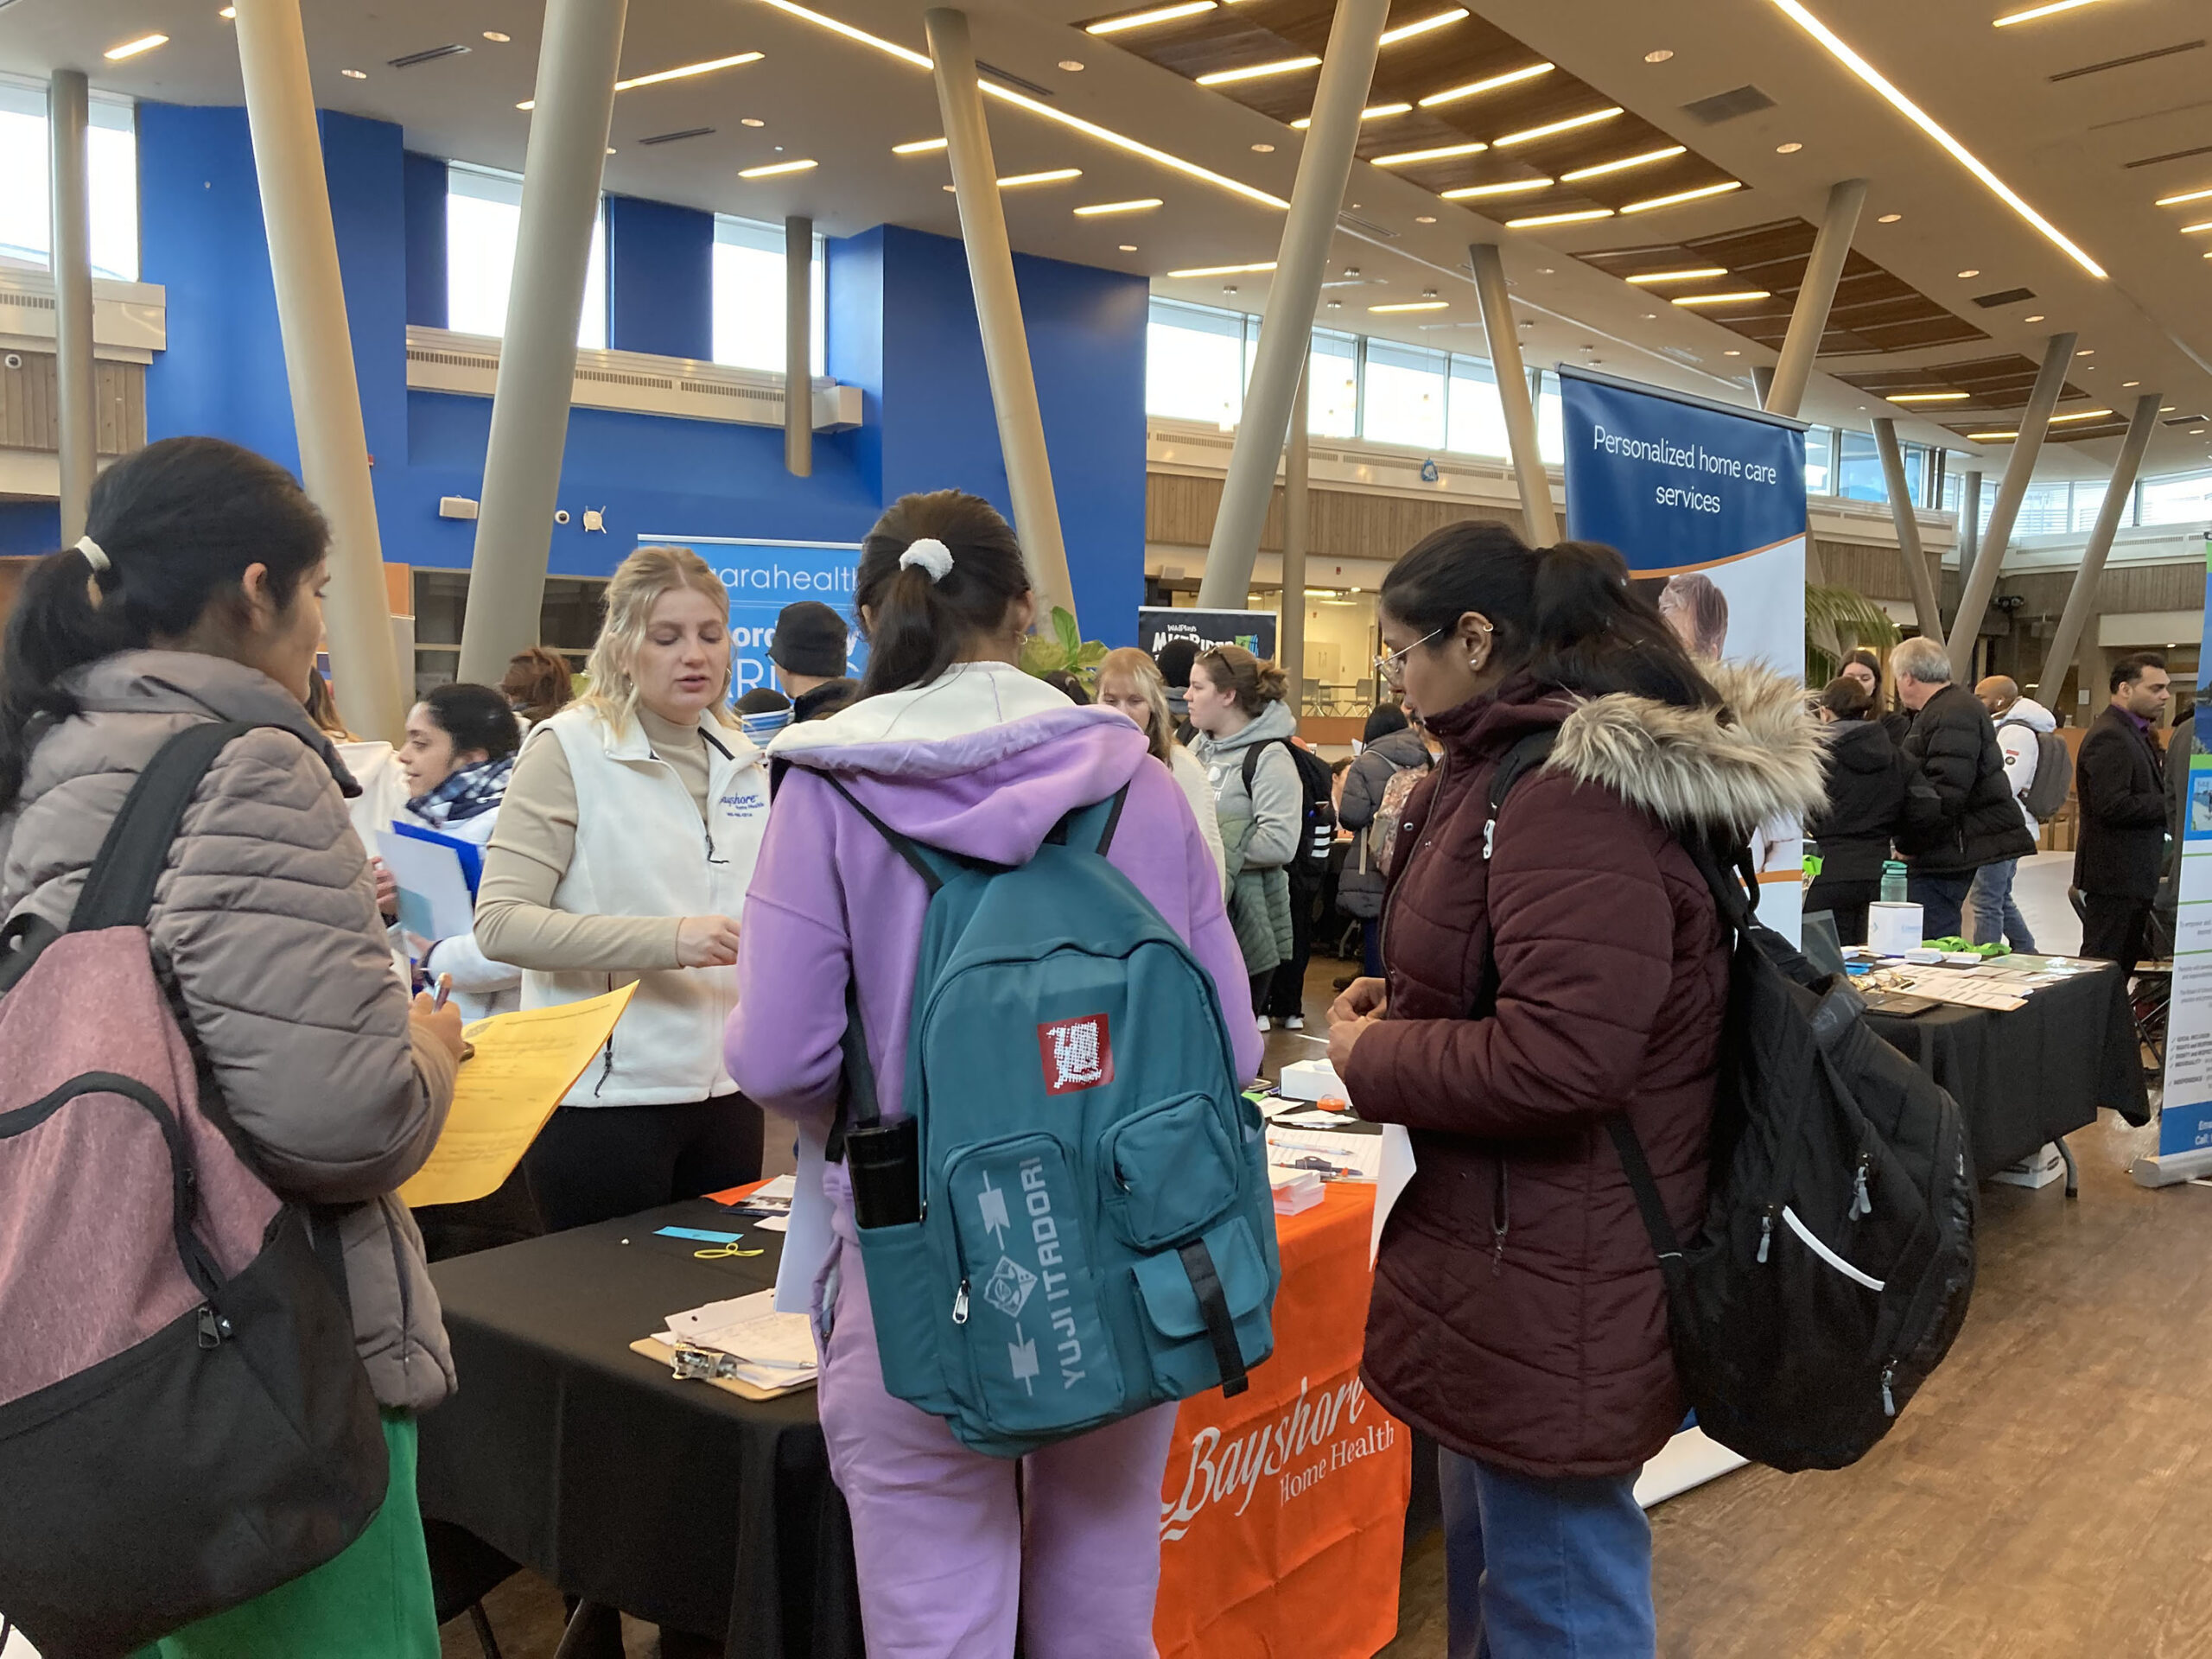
[656,1226,747,1243]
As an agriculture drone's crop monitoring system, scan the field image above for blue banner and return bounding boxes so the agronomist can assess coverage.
[1559,368,1809,938]
[636,534,866,702]
[2156,533,2212,1160]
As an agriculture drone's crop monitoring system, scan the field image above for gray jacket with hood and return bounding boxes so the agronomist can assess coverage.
[0,651,461,1412]
[1188,697,1303,874]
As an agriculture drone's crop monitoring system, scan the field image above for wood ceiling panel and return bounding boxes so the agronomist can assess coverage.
[1834,355,2088,411]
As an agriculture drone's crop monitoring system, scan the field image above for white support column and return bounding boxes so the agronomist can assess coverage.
[1764,180,1866,420]
[2038,393,2162,703]
[1469,243,1558,546]
[456,0,627,685]
[1281,364,1308,696]
[1945,332,2075,679]
[784,214,813,479]
[925,8,1076,626]
[48,69,96,548]
[1871,418,1942,639]
[233,0,406,741]
[1198,0,1390,607]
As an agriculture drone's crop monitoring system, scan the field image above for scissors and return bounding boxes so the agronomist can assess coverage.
[694,1239,765,1260]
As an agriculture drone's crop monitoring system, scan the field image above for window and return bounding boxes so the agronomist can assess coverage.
[445,162,607,348]
[2013,481,2071,536]
[1361,340,1446,450]
[0,83,139,281]
[1146,298,1245,426]
[710,215,824,376]
[1804,426,1834,495]
[1535,370,1563,465]
[1446,357,1510,458]
[1835,431,1885,502]
[2140,470,2212,525]
[1307,330,1359,439]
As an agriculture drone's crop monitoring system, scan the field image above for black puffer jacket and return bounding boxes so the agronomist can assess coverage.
[1808,717,1906,882]
[1899,682,2036,876]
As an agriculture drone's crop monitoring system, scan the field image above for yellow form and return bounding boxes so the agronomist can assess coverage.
[398,982,640,1207]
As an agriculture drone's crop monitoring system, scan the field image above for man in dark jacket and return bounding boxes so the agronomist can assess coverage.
[1891,636,2035,940]
[2076,651,2171,971]
[769,601,859,721]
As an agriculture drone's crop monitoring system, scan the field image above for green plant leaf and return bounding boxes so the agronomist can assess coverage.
[1804,582,1901,688]
[1052,606,1081,656]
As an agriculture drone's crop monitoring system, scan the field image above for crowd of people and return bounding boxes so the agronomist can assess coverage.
[0,431,2177,1659]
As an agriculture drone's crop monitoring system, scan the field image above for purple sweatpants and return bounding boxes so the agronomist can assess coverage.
[815,1195,1178,1658]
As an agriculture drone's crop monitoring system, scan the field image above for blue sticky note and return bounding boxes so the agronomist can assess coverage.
[656,1226,747,1244]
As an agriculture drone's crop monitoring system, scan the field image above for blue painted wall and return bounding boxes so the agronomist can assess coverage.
[0,501,60,556]
[134,106,1150,642]
[607,195,713,361]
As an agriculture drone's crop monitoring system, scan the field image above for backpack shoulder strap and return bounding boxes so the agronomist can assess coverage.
[1046,785,1130,857]
[69,720,267,933]
[822,775,947,895]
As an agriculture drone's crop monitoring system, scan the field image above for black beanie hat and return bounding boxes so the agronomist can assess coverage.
[770,601,849,678]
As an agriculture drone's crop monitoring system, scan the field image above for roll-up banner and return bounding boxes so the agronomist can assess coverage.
[636,534,866,702]
[1558,367,1810,944]
[2145,531,2212,1182]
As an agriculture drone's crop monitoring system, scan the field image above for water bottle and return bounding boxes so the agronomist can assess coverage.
[1880,860,1908,905]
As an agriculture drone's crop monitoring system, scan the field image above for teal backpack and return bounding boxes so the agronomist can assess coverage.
[824,778,1279,1458]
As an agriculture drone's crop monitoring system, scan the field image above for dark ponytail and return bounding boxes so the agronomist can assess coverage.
[1378,522,1718,709]
[855,490,1032,699]
[0,435,329,815]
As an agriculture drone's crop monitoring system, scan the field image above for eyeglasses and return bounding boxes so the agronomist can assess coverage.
[1375,626,1444,687]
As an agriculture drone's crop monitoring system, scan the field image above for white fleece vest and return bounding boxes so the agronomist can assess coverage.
[524,704,769,1106]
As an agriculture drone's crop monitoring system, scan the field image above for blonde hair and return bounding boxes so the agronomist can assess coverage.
[581,545,740,731]
[1097,646,1174,764]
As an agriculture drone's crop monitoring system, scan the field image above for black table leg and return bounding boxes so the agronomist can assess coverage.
[2056,1135,2079,1199]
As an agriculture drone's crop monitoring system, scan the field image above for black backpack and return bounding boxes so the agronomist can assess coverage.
[1483,732,1977,1472]
[1243,739,1338,874]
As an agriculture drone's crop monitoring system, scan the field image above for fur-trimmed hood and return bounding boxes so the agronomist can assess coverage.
[1545,659,1828,839]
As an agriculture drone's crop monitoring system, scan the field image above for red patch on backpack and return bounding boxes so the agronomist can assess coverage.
[1038,1014,1113,1095]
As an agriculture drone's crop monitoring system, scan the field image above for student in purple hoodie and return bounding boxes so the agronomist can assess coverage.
[726,490,1258,1657]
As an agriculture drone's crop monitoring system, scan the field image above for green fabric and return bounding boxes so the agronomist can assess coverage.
[1220,809,1295,976]
[137,1412,437,1659]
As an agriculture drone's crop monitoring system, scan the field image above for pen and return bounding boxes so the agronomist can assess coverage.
[431,973,453,1013]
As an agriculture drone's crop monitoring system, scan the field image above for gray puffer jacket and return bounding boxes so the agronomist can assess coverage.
[0,651,461,1411]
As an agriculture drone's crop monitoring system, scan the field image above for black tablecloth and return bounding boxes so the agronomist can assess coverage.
[1864,961,2148,1177]
[416,1201,861,1659]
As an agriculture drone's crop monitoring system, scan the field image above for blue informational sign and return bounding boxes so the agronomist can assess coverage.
[1559,367,1809,939]
[2154,534,2212,1163]
[637,534,867,702]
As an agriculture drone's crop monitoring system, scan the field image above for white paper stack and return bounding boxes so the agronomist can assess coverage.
[657,1288,818,1392]
[1264,1126,1383,1181]
[734,1172,797,1232]
[1269,1166,1325,1215]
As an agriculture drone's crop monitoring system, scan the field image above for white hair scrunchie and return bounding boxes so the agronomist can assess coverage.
[899,537,955,583]
[76,535,110,574]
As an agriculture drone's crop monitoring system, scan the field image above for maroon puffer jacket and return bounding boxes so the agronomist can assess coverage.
[1346,663,1823,1478]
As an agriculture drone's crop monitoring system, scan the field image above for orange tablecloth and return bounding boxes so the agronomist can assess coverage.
[1154,1183,1413,1659]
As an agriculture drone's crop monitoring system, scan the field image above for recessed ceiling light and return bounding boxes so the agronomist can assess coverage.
[1440,178,1554,199]
[1073,197,1162,215]
[1251,143,1275,154]
[1327,299,1342,308]
[607,147,617,155]
[2123,379,2140,386]
[1370,300,1450,312]
[1085,0,1215,34]
[1373,141,1489,167]
[1496,107,1625,148]
[2023,313,2044,321]
[1415,213,1437,223]
[1645,48,1675,62]
[1344,267,1359,276]
[1777,142,1803,154]
[341,67,367,79]
[1724,349,1742,356]
[1993,0,2112,23]
[1167,260,1277,277]
[1507,208,1616,227]
[1622,180,1744,213]
[893,137,948,154]
[1957,268,1980,277]
[2076,347,2093,355]
[1626,266,1730,283]
[1885,391,1968,402]
[1419,62,1554,109]
[103,33,168,60]
[1560,145,1687,182]
[1059,60,1086,71]
[1878,212,1902,223]
[1380,9,1471,47]
[741,158,817,178]
[1764,0,2105,277]
[1290,102,1412,130]
[1196,54,1320,86]
[741,117,766,127]
[1642,311,1658,319]
[1535,266,1555,274]
[219,6,236,16]
[1671,289,1774,306]
[482,30,511,42]
[1120,244,1138,251]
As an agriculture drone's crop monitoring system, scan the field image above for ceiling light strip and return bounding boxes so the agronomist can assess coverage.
[1507,208,1615,227]
[1621,179,1744,213]
[1670,289,1773,305]
[995,168,1083,186]
[1624,266,1728,283]
[893,137,949,154]
[1417,62,1553,109]
[1379,8,1469,47]
[1167,260,1278,276]
[1196,55,1321,86]
[1495,107,1624,148]
[1291,103,1411,129]
[1084,0,1217,35]
[1560,145,1688,182]
[518,49,766,107]
[1375,140,1490,166]
[104,34,168,60]
[745,0,1287,210]
[740,158,818,177]
[1440,177,1553,199]
[1992,0,2108,24]
[1884,391,1968,402]
[2154,186,2212,207]
[1370,300,1449,311]
[1765,0,2107,277]
[1074,197,1164,214]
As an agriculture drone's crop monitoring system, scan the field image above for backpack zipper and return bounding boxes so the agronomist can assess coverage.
[1757,1202,1778,1263]
[1491,1160,1510,1276]
[1880,1362,1897,1418]
[1849,1151,1873,1222]
[953,1280,969,1325]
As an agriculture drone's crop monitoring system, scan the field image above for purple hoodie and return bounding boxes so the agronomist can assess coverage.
[726,686,1260,1135]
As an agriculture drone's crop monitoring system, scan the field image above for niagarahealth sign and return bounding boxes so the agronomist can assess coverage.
[638,535,866,700]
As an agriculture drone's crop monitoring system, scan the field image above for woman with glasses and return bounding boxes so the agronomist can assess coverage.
[1328,524,1821,1657]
